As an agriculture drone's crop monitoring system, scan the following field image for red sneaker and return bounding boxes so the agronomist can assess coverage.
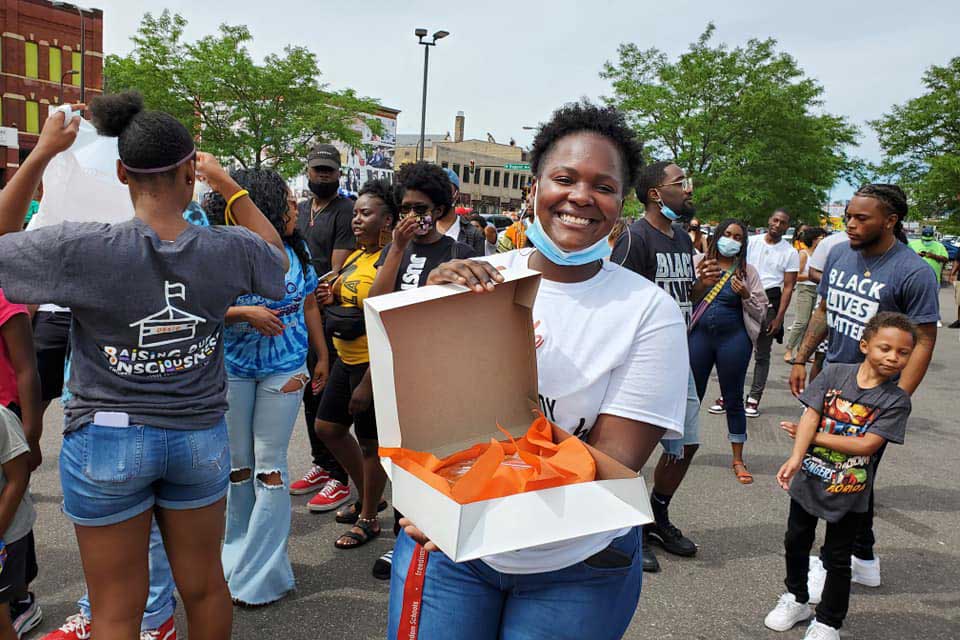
[41,613,91,640]
[307,479,351,512]
[140,615,176,640]
[290,465,330,495]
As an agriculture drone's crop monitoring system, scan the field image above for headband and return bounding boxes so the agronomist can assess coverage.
[120,148,197,174]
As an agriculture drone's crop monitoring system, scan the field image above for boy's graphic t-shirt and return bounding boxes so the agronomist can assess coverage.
[793,363,910,522]
[376,236,477,292]
[611,218,695,324]
[818,241,939,364]
[224,245,318,378]
[0,219,286,432]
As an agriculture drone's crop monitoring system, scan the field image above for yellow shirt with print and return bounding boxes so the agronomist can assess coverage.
[332,248,382,365]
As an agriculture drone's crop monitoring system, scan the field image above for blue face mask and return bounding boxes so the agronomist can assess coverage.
[659,201,680,221]
[524,198,613,266]
[717,236,741,257]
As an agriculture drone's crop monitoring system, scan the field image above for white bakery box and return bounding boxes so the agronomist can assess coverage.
[364,267,653,562]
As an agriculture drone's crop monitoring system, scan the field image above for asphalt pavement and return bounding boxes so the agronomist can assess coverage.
[24,287,960,639]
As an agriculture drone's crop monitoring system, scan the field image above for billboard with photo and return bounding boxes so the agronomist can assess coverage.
[335,112,397,196]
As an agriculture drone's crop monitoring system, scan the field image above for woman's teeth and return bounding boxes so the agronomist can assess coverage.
[559,213,592,227]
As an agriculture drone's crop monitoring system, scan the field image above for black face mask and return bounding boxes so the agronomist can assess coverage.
[309,179,339,200]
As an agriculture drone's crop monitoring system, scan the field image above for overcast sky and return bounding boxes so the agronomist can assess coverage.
[94,0,958,200]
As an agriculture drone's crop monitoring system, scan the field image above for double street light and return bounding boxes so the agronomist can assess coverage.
[51,1,92,102]
[415,28,449,161]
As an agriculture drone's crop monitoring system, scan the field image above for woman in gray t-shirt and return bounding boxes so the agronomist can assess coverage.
[0,93,288,639]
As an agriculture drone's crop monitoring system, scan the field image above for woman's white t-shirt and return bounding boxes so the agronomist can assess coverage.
[478,250,688,574]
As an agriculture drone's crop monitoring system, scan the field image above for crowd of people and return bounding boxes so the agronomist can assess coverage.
[0,90,947,640]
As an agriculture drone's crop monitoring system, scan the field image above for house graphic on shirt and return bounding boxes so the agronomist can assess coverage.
[129,281,206,348]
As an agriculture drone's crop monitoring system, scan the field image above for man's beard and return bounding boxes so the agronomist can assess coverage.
[850,229,885,251]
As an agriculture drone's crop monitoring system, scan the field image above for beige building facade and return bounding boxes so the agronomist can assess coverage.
[396,112,531,213]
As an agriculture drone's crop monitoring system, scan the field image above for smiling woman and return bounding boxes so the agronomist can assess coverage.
[387,101,689,640]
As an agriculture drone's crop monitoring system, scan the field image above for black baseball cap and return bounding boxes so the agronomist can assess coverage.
[307,144,341,170]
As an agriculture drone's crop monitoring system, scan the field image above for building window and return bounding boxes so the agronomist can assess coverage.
[493,171,500,187]
[49,47,62,84]
[484,169,491,186]
[72,52,82,85]
[513,174,519,189]
[462,166,470,184]
[25,42,39,79]
[452,163,461,177]
[26,101,40,134]
[441,161,448,168]
[503,172,510,189]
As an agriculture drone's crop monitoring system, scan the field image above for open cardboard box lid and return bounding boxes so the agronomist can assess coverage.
[364,268,542,456]
[364,267,653,561]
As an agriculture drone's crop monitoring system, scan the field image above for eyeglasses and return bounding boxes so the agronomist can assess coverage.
[399,203,437,216]
[657,177,694,193]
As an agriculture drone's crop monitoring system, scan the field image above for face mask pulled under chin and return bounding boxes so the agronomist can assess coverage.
[524,194,613,266]
[309,179,339,199]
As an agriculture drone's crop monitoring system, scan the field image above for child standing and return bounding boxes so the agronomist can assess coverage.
[766,312,916,639]
[0,405,37,640]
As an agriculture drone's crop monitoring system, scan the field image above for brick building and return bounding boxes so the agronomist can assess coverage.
[1,0,103,184]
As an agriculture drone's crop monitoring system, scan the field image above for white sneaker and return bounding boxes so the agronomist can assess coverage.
[852,555,881,587]
[708,397,725,414]
[764,592,812,632]
[803,619,840,640]
[744,397,760,418]
[808,555,826,605]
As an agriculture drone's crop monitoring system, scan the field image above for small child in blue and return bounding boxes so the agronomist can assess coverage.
[766,312,915,640]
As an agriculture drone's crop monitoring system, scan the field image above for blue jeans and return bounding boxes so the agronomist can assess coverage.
[78,518,175,631]
[387,527,643,640]
[222,367,306,605]
[660,371,701,458]
[688,303,753,443]
[60,420,230,526]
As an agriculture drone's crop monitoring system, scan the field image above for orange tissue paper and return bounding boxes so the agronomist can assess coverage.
[379,414,596,505]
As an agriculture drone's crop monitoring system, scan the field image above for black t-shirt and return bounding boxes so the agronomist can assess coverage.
[375,236,477,291]
[296,195,356,276]
[611,218,695,324]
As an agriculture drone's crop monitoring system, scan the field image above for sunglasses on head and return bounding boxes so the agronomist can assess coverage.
[399,203,436,216]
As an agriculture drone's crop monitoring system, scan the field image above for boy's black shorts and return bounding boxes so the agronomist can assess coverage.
[0,532,37,604]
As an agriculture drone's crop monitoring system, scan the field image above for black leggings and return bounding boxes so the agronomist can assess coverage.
[785,499,864,630]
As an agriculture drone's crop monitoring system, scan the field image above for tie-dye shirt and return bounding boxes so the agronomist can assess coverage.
[224,245,317,378]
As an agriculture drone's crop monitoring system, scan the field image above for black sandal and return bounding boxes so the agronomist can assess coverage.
[335,499,389,524]
[334,517,381,549]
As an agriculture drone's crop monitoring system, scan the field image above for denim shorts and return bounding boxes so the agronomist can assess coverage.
[60,418,230,527]
[661,371,701,458]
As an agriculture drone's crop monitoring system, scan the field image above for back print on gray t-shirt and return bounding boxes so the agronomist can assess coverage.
[0,218,286,432]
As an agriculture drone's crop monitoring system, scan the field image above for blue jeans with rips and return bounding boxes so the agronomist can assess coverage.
[387,527,643,640]
[221,366,307,605]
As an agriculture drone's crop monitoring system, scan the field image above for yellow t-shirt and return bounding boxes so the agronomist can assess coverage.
[332,248,382,365]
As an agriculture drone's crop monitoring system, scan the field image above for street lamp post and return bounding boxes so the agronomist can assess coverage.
[51,1,90,102]
[415,28,449,162]
[59,70,80,104]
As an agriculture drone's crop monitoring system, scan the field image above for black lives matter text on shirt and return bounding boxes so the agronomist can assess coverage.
[296,195,357,276]
[376,236,478,292]
[611,218,695,324]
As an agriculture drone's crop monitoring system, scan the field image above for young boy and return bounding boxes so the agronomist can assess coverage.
[766,311,916,640]
[0,404,38,640]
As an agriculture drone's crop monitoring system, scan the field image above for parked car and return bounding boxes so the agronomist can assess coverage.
[482,214,514,231]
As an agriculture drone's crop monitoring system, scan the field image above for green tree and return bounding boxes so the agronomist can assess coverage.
[105,11,382,178]
[601,24,858,226]
[871,57,960,218]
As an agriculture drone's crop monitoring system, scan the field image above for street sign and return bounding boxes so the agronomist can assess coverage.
[503,163,530,171]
